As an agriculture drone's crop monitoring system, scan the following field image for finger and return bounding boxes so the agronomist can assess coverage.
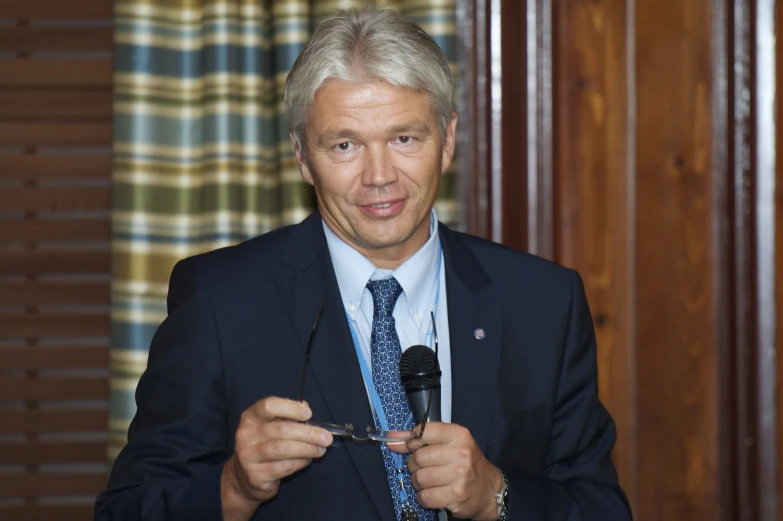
[422,422,470,444]
[410,465,454,491]
[250,457,313,483]
[406,445,455,473]
[265,420,334,447]
[385,430,415,453]
[399,421,446,453]
[255,439,328,463]
[244,397,312,424]
[386,442,411,454]
[415,485,454,511]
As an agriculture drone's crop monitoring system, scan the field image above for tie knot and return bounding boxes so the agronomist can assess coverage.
[366,277,403,319]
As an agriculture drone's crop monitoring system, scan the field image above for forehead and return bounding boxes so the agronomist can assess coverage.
[307,79,436,132]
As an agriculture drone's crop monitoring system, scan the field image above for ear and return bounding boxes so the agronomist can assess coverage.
[290,130,314,186]
[440,112,458,173]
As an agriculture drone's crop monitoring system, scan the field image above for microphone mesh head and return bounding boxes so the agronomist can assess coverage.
[399,345,440,392]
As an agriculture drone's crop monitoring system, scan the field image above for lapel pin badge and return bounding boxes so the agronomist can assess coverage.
[474,328,485,340]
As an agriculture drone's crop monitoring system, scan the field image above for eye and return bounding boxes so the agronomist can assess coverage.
[335,142,353,152]
[395,136,415,145]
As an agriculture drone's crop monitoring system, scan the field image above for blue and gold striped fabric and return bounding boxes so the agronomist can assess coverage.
[110,0,458,461]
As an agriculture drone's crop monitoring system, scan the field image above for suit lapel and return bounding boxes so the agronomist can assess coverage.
[269,213,393,520]
[439,225,502,453]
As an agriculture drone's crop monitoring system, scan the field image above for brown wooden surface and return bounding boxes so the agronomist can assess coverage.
[0,473,107,497]
[0,314,110,338]
[0,155,112,179]
[0,27,113,51]
[0,122,113,146]
[0,0,113,19]
[0,346,109,370]
[0,58,113,87]
[0,251,111,274]
[0,91,113,120]
[0,377,109,401]
[0,187,110,212]
[0,505,97,521]
[499,0,529,250]
[0,441,107,465]
[0,282,109,306]
[456,0,491,239]
[552,0,635,509]
[0,410,108,434]
[0,219,110,242]
[0,8,114,514]
[468,0,781,519]
[635,0,717,519]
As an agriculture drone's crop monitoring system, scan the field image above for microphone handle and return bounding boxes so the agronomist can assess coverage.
[407,388,441,424]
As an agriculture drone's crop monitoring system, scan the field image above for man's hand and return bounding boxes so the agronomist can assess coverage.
[388,422,503,521]
[220,397,334,521]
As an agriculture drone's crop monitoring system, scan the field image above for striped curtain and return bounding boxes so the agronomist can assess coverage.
[110,0,458,461]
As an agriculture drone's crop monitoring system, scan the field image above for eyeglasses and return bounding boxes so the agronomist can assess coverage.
[298,300,439,443]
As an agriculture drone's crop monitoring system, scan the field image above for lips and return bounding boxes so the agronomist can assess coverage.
[358,199,405,218]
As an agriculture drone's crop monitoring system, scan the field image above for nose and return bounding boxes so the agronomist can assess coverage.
[361,145,399,187]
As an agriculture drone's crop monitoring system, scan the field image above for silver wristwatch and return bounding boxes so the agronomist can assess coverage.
[495,470,509,520]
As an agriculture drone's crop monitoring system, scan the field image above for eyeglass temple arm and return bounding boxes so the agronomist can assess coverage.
[298,300,324,403]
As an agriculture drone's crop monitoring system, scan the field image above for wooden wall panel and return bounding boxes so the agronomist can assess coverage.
[0,474,107,497]
[0,186,111,212]
[0,27,114,51]
[0,441,108,465]
[0,122,113,146]
[0,2,113,518]
[0,410,108,434]
[0,155,112,179]
[0,0,113,19]
[0,58,113,87]
[634,1,718,519]
[0,91,113,119]
[552,0,635,509]
[0,346,109,370]
[0,220,110,242]
[0,282,111,306]
[461,0,780,519]
[0,505,96,521]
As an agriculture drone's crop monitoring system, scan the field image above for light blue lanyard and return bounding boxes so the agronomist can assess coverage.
[343,243,443,491]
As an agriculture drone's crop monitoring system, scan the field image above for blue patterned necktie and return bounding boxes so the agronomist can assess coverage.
[366,278,435,521]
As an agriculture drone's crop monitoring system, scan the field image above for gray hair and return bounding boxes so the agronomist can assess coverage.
[284,5,455,157]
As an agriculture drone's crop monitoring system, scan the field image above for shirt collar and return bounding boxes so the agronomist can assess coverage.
[322,210,441,326]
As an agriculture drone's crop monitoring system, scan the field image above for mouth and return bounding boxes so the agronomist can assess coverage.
[358,199,405,218]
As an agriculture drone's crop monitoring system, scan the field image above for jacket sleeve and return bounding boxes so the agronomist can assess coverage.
[94,258,230,521]
[504,271,632,521]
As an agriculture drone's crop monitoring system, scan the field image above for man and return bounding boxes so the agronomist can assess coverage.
[96,6,631,521]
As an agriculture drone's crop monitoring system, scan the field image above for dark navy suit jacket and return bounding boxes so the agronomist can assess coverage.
[95,212,632,520]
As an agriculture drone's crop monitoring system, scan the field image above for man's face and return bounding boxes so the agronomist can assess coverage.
[293,79,457,267]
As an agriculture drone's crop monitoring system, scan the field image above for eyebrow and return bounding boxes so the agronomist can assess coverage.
[318,128,362,144]
[318,121,432,145]
[386,121,432,135]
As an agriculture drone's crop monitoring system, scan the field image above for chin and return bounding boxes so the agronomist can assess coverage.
[359,235,407,250]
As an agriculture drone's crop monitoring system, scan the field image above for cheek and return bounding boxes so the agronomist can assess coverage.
[394,154,441,191]
[312,168,360,203]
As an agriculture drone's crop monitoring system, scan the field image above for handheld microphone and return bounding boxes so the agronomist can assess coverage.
[400,345,441,424]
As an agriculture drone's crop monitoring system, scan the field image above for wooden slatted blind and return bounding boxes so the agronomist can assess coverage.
[0,1,113,519]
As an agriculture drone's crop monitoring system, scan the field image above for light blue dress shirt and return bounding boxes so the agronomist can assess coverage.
[322,210,452,423]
